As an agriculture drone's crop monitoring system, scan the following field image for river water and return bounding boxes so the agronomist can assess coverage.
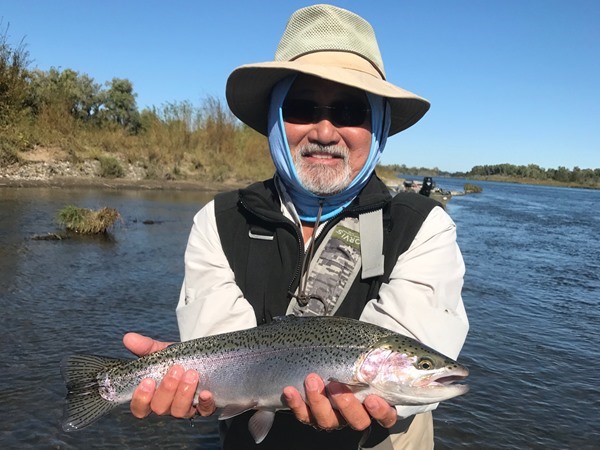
[0,180,598,449]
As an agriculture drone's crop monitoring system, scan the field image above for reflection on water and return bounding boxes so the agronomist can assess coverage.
[0,182,599,449]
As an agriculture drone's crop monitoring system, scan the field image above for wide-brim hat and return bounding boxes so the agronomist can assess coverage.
[226,4,430,137]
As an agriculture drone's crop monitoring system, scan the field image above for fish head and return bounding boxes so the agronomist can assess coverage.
[356,334,469,405]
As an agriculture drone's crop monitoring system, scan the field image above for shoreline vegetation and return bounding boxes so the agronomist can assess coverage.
[1,28,598,191]
[56,205,119,234]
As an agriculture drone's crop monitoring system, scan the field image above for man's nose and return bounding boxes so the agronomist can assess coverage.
[309,117,340,146]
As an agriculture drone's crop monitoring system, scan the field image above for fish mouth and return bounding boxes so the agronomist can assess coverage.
[416,367,469,390]
[431,376,470,396]
[432,373,468,387]
[374,366,469,405]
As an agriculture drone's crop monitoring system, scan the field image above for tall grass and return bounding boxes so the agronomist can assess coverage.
[56,206,120,234]
[14,96,274,183]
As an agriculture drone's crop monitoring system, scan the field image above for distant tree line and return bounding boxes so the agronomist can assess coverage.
[466,164,599,187]
[381,164,453,178]
[381,162,599,188]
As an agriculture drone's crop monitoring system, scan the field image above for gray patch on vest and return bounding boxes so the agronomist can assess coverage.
[288,217,362,317]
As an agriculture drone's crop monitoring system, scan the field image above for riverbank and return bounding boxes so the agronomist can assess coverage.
[0,148,247,192]
[0,174,245,192]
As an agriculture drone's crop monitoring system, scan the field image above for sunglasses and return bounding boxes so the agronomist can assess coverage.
[282,99,371,127]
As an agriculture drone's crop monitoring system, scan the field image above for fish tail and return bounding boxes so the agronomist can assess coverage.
[60,354,128,432]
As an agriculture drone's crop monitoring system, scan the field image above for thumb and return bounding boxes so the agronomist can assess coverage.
[123,332,172,357]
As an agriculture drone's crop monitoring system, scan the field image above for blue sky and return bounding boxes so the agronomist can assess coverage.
[2,0,598,172]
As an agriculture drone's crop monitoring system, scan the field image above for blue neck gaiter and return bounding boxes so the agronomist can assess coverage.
[267,76,391,222]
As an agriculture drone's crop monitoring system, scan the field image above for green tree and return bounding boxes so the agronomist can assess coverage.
[553,166,570,183]
[70,72,103,121]
[103,77,141,132]
[27,67,103,123]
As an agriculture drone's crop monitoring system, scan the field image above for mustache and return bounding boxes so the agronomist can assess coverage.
[297,144,349,161]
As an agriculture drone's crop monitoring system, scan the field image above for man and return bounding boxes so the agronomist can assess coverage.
[124,4,468,449]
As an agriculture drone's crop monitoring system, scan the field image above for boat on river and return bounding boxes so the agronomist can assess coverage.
[397,177,452,208]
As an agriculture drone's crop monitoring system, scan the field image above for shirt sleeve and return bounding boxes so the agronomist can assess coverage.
[359,205,469,418]
[176,200,257,341]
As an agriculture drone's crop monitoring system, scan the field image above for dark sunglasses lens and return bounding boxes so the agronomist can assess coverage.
[332,103,368,126]
[282,100,369,126]
[282,101,315,124]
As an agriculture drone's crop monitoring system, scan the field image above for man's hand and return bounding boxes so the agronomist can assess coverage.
[283,373,397,431]
[122,333,216,419]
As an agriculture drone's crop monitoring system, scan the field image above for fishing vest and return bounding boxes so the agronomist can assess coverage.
[214,175,438,325]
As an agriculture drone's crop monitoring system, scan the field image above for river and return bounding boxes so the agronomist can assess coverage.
[0,179,598,449]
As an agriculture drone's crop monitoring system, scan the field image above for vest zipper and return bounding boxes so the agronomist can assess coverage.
[295,200,324,306]
[238,197,305,300]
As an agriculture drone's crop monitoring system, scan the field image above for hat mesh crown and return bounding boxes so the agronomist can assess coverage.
[275,4,386,78]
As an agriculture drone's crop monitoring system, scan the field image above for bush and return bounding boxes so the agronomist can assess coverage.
[0,140,21,165]
[464,183,483,193]
[98,156,124,178]
[56,205,120,234]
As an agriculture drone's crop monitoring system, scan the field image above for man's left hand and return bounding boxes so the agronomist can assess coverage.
[283,373,397,431]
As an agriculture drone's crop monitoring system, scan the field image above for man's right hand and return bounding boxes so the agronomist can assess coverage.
[123,333,216,419]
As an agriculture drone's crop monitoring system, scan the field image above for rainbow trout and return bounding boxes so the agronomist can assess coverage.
[61,316,468,443]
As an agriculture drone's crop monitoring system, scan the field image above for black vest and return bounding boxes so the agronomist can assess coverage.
[214,175,438,325]
[213,174,438,449]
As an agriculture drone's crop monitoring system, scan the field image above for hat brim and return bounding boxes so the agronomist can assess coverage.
[226,61,430,136]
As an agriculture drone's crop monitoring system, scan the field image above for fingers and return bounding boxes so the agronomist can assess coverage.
[123,335,212,421]
[304,374,343,429]
[283,385,313,424]
[196,390,217,417]
[284,374,345,430]
[151,365,198,418]
[169,369,201,418]
[130,366,202,420]
[123,332,172,357]
[363,395,397,429]
[328,382,371,431]
[130,378,156,418]
[283,374,397,433]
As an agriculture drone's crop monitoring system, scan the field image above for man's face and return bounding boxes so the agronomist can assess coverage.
[283,75,372,196]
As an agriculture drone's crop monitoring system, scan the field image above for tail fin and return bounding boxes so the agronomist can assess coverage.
[61,354,128,431]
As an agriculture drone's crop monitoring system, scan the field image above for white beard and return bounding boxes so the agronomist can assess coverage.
[293,144,352,196]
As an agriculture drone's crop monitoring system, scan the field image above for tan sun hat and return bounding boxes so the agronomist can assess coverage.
[226,4,430,137]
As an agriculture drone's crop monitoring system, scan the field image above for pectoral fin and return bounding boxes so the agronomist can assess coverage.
[248,410,276,444]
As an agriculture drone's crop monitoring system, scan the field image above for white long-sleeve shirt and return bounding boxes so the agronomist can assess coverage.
[175,196,469,419]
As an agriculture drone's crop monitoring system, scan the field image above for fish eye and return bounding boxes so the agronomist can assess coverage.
[417,357,435,370]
